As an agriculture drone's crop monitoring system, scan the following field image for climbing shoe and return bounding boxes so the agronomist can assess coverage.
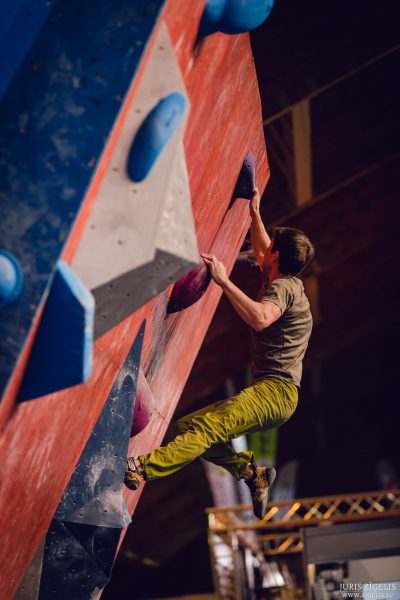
[124,457,143,491]
[245,466,276,520]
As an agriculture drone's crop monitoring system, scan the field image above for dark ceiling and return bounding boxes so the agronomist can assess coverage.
[103,1,400,597]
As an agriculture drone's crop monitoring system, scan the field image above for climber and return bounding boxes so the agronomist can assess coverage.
[125,188,315,519]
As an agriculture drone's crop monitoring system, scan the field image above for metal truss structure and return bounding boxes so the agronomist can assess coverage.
[207,489,400,599]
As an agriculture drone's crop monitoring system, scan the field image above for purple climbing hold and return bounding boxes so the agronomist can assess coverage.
[167,262,212,314]
[233,151,255,200]
[131,369,154,436]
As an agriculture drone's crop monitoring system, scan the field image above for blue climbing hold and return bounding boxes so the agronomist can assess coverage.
[199,0,275,38]
[127,92,186,182]
[0,249,23,308]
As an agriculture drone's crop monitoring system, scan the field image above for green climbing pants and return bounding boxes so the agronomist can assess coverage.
[138,377,298,481]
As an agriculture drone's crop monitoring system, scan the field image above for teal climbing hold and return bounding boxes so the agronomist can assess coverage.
[0,249,23,308]
[199,0,275,38]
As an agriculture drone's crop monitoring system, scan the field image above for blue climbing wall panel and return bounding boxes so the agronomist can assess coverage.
[0,0,61,99]
[38,322,145,599]
[39,519,118,598]
[0,0,166,400]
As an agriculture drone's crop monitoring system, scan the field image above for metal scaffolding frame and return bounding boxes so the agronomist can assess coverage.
[207,489,400,599]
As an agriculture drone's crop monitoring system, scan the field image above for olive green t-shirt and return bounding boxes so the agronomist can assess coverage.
[251,276,312,387]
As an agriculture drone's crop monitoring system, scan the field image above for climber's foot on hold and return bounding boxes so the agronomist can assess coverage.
[124,457,143,491]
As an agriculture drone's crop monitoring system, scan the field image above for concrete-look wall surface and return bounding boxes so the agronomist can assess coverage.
[348,556,400,582]
[0,1,269,598]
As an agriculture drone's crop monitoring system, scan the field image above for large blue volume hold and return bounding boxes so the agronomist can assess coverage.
[127,92,186,182]
[18,260,94,402]
[199,0,275,38]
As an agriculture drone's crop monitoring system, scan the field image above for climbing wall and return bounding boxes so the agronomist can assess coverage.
[0,0,271,598]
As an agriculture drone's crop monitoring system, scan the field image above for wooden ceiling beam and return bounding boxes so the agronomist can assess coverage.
[263,44,400,125]
[292,99,313,205]
[263,154,399,270]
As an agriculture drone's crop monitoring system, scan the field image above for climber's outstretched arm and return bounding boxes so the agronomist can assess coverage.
[250,187,271,269]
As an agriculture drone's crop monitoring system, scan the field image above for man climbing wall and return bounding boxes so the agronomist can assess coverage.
[125,188,315,520]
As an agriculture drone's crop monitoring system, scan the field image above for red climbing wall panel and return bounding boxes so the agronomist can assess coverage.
[0,1,268,597]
